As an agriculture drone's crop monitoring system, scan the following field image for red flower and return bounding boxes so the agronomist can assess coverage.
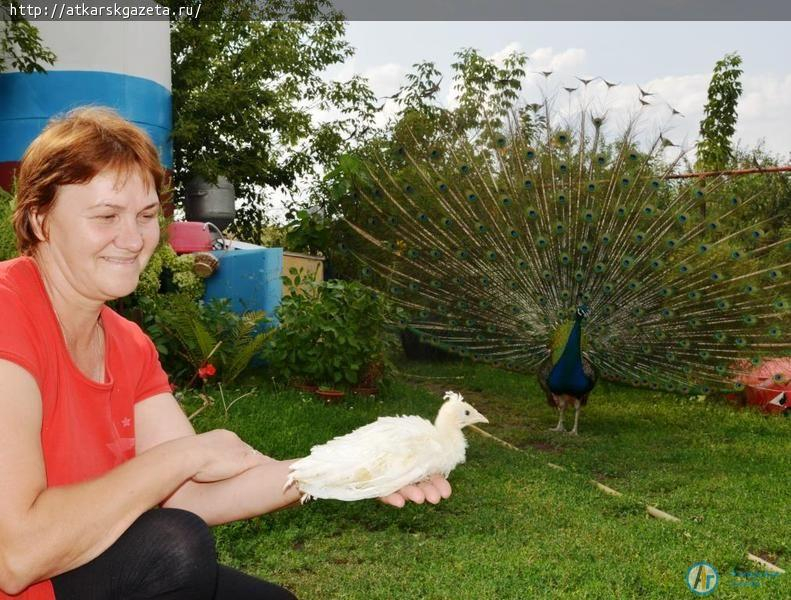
[198,363,217,381]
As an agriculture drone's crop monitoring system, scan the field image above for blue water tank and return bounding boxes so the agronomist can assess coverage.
[203,248,283,328]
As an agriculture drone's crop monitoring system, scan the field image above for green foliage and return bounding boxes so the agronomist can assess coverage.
[258,224,289,248]
[728,145,791,232]
[264,268,392,387]
[697,52,743,171]
[138,293,270,386]
[283,209,331,255]
[0,187,18,261]
[314,47,539,278]
[0,3,55,73]
[451,47,528,134]
[164,0,376,241]
[135,237,204,301]
[114,234,273,387]
[112,234,208,381]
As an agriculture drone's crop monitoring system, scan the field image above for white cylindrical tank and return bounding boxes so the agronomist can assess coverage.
[0,12,171,190]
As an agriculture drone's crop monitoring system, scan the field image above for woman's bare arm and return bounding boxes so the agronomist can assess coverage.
[139,394,452,524]
[0,360,261,595]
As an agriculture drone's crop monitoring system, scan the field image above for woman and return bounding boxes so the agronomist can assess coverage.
[0,108,451,600]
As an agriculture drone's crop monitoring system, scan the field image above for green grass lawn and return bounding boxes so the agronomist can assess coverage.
[183,359,790,599]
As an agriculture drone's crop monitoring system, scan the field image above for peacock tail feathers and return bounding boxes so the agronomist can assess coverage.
[337,76,790,395]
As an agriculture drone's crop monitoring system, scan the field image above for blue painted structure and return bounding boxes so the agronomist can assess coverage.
[203,248,284,328]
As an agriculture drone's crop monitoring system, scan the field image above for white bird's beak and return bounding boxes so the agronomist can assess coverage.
[470,408,488,425]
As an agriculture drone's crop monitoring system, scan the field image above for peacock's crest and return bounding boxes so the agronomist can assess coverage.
[337,75,790,395]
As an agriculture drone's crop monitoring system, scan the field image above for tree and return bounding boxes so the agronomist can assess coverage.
[0,2,55,73]
[697,52,743,171]
[321,48,532,278]
[164,0,376,242]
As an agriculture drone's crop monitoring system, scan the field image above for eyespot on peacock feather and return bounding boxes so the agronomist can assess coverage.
[336,74,790,433]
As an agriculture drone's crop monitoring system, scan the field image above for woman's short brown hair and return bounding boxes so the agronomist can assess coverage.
[12,106,170,255]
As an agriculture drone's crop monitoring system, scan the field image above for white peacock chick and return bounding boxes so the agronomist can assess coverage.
[284,391,488,502]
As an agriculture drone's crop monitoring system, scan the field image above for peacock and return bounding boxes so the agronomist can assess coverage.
[335,75,790,434]
[538,305,596,435]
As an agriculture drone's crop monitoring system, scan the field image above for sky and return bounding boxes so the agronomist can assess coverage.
[335,21,791,156]
[274,21,791,221]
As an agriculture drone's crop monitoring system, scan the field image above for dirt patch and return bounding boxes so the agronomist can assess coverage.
[753,550,782,563]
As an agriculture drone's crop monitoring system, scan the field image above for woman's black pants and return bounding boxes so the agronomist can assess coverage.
[51,508,297,599]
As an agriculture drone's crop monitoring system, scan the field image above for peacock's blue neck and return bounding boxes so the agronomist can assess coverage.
[558,315,583,369]
[548,314,592,395]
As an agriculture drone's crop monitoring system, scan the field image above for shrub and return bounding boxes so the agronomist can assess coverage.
[265,268,391,388]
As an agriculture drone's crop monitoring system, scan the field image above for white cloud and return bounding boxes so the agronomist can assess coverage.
[315,59,407,129]
[447,44,589,110]
[737,73,791,157]
[528,46,588,75]
[488,41,524,66]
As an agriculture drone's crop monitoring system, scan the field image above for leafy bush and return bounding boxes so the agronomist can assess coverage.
[114,231,268,386]
[265,268,391,388]
[283,208,331,255]
[135,236,204,300]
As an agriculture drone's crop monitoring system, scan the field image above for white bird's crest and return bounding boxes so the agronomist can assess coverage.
[443,390,464,403]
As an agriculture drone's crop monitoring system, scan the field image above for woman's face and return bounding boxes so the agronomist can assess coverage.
[36,168,161,301]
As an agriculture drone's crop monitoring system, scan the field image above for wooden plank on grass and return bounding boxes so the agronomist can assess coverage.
[747,553,786,574]
[591,480,623,496]
[646,505,681,523]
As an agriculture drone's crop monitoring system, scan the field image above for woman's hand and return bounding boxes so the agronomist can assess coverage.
[379,474,452,508]
[191,429,272,483]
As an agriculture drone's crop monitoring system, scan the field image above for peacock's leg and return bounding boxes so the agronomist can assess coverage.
[549,396,566,432]
[568,399,581,436]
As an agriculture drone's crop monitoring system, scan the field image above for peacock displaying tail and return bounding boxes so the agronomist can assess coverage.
[336,76,790,431]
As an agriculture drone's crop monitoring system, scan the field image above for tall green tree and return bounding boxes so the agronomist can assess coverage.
[165,0,376,241]
[0,2,55,73]
[697,52,743,172]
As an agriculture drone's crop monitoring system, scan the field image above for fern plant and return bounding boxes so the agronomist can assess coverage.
[150,294,271,386]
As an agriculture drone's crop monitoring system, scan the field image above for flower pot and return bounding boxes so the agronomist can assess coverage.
[315,388,345,403]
